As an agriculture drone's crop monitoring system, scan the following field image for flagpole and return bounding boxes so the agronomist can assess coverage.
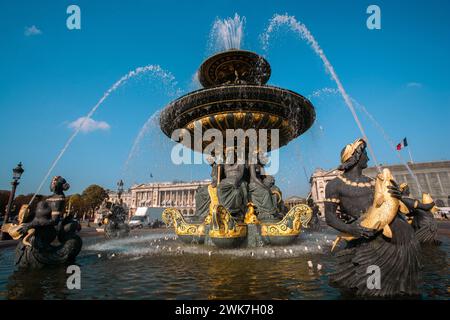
[407,146,414,164]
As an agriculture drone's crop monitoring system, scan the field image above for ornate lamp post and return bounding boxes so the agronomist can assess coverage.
[1,162,24,240]
[117,179,124,202]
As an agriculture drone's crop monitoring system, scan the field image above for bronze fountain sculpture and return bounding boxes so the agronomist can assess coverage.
[101,201,130,239]
[324,139,432,297]
[160,49,315,248]
[399,183,440,245]
[2,176,82,269]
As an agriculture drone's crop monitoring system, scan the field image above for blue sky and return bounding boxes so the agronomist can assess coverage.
[1,0,450,197]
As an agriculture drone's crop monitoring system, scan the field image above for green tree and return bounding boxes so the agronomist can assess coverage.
[67,193,86,219]
[81,185,108,220]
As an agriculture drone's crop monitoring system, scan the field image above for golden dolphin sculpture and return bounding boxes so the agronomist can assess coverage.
[331,168,400,251]
[209,205,247,248]
[422,193,439,214]
[162,207,206,243]
[1,205,35,244]
[261,204,312,237]
[260,204,312,246]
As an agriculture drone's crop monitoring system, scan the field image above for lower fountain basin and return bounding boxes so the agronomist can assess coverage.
[209,236,247,249]
[162,204,312,248]
[261,234,299,246]
[178,234,205,245]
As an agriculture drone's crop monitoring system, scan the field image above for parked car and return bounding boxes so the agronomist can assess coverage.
[128,215,148,229]
[128,207,152,229]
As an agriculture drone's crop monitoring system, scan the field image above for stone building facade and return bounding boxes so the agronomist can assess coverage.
[310,160,450,216]
[309,168,341,217]
[108,190,132,210]
[108,180,211,217]
[284,196,307,210]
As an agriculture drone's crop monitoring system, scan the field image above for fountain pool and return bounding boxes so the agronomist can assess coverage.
[0,227,447,300]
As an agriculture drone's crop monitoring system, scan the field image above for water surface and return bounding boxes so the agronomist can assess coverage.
[0,227,448,300]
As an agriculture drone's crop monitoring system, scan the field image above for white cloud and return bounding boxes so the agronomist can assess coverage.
[406,82,423,88]
[68,117,111,133]
[24,25,42,36]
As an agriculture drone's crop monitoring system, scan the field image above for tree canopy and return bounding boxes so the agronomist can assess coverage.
[81,184,109,215]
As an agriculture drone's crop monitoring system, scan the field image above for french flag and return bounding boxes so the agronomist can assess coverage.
[396,137,408,150]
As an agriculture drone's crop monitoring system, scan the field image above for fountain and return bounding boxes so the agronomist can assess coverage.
[0,12,447,300]
[160,48,316,248]
[98,200,130,239]
[2,176,82,269]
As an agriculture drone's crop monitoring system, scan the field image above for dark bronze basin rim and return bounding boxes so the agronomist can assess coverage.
[159,84,316,145]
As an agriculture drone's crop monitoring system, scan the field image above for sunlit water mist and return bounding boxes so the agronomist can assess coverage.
[208,13,245,52]
[84,230,335,259]
[123,110,162,173]
[29,65,176,205]
[121,110,192,185]
[310,87,423,193]
[123,14,247,184]
[261,14,380,171]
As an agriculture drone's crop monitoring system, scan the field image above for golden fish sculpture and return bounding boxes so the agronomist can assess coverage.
[422,193,439,214]
[331,168,400,251]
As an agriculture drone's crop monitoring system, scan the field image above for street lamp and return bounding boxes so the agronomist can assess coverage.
[1,162,24,240]
[117,179,124,201]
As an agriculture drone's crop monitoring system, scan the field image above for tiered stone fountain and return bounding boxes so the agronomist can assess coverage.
[160,49,316,248]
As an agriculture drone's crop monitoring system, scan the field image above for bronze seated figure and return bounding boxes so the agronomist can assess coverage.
[163,151,312,248]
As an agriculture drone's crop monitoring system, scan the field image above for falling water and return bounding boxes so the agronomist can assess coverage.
[307,87,341,100]
[353,102,423,193]
[261,14,381,172]
[123,110,162,173]
[309,87,423,193]
[29,65,176,205]
[209,13,245,51]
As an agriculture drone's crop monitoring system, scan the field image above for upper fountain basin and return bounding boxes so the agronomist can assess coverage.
[198,49,271,87]
[159,84,316,151]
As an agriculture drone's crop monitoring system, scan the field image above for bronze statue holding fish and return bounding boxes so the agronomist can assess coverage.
[325,138,421,297]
